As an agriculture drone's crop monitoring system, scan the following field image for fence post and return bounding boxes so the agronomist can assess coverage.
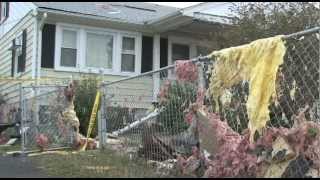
[153,34,160,102]
[318,29,320,122]
[100,90,107,149]
[19,83,26,155]
[98,109,102,150]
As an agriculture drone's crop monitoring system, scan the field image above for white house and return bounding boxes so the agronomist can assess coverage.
[0,2,235,109]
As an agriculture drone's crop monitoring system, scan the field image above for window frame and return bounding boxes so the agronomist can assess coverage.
[171,43,191,62]
[55,25,80,72]
[13,32,23,77]
[54,23,141,76]
[167,35,212,79]
[168,35,212,66]
[120,34,138,73]
[83,29,117,74]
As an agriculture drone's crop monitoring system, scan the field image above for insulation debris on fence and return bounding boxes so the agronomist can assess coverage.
[208,35,287,142]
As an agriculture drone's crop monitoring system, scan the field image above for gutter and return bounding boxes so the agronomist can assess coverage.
[36,7,153,33]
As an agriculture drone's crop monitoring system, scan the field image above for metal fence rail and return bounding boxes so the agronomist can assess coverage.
[98,27,320,178]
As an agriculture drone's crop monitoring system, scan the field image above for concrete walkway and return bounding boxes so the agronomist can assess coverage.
[0,156,50,178]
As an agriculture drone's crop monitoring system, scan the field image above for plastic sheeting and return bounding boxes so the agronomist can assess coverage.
[208,35,286,142]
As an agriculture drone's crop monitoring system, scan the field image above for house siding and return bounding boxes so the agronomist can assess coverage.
[0,11,36,105]
[40,68,155,109]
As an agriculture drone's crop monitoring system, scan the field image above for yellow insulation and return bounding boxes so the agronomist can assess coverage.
[208,35,286,142]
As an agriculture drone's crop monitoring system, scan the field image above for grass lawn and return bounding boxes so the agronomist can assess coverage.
[29,148,160,178]
[0,143,21,156]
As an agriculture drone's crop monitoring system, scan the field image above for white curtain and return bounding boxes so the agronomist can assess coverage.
[86,33,113,69]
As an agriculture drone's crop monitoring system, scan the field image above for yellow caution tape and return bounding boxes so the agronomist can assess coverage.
[81,90,101,151]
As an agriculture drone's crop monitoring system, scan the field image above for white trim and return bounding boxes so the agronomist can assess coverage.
[83,29,116,74]
[57,22,140,37]
[37,25,42,82]
[119,33,141,74]
[31,13,37,79]
[152,34,160,101]
[54,24,80,72]
[53,22,142,76]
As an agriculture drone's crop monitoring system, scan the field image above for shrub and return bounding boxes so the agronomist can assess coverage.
[74,75,100,138]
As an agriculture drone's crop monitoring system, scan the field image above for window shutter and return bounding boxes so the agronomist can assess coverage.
[20,29,27,72]
[41,24,55,68]
[5,2,9,18]
[11,40,15,77]
[0,3,2,22]
[141,36,153,73]
[160,38,168,68]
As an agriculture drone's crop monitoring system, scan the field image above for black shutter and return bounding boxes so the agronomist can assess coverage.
[141,36,153,73]
[160,38,168,68]
[41,24,55,68]
[5,2,9,18]
[11,40,15,77]
[19,29,27,73]
[0,3,2,22]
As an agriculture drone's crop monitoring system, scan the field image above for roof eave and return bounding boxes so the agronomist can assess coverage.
[37,7,144,26]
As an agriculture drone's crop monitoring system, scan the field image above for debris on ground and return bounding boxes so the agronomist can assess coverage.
[147,159,177,177]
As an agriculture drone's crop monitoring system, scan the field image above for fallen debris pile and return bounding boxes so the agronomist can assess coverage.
[173,104,320,178]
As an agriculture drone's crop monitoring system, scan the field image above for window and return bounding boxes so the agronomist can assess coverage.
[12,33,25,76]
[172,43,190,62]
[15,34,23,73]
[86,32,113,69]
[121,37,136,72]
[0,2,9,23]
[55,23,141,75]
[60,29,77,67]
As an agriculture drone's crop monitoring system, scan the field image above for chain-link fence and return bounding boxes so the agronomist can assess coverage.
[97,27,320,178]
[0,102,19,125]
[20,85,75,153]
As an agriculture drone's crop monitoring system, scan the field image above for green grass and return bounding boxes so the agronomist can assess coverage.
[0,143,21,156]
[29,149,160,178]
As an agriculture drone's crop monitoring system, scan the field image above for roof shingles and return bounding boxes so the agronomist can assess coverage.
[32,2,179,24]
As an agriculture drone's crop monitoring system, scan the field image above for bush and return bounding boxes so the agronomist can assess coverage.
[74,75,100,138]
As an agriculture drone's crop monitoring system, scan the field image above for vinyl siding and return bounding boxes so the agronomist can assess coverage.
[0,12,36,105]
[40,68,155,109]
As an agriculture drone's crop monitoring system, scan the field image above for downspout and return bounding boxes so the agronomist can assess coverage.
[32,10,47,132]
[35,11,47,85]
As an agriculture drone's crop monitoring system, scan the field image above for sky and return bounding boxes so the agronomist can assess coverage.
[147,2,203,8]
